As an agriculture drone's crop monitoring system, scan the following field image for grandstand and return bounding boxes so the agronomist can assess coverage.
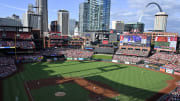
[113,55,144,64]
[144,52,180,75]
[113,34,151,65]
[44,32,85,49]
[0,57,16,78]
[45,32,69,48]
[116,47,150,57]
[65,49,94,58]
[0,26,38,77]
[68,36,85,49]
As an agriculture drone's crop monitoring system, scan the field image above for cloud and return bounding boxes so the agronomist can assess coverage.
[111,9,139,23]
[0,3,26,11]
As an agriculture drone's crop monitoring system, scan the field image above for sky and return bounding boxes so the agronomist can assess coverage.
[0,0,179,33]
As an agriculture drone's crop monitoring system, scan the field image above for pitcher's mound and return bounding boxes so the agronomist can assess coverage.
[54,92,66,97]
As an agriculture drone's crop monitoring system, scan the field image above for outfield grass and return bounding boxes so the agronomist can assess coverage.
[3,61,173,101]
[92,54,113,60]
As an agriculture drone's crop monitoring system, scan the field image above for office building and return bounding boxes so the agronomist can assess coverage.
[89,0,111,31]
[79,2,90,33]
[50,21,58,32]
[69,19,76,35]
[124,22,144,33]
[0,14,22,26]
[154,12,168,32]
[0,15,22,31]
[57,10,69,35]
[0,17,22,27]
[74,25,79,36]
[36,0,48,34]
[112,21,124,33]
[22,4,39,29]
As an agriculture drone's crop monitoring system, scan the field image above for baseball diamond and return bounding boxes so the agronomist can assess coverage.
[2,61,179,101]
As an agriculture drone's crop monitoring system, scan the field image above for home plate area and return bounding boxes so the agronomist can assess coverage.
[25,77,120,101]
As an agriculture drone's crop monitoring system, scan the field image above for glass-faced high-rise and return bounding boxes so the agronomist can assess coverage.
[79,2,90,33]
[89,0,111,31]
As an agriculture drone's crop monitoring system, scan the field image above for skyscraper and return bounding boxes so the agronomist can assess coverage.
[89,0,111,31]
[50,21,58,32]
[112,21,124,32]
[154,12,168,32]
[57,10,69,35]
[22,4,39,29]
[36,0,48,34]
[79,2,90,34]
[69,19,76,36]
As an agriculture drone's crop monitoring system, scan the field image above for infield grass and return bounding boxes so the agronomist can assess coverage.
[31,83,90,101]
[3,61,173,101]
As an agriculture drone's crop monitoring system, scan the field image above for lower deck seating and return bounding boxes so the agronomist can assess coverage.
[0,57,16,78]
[113,55,144,63]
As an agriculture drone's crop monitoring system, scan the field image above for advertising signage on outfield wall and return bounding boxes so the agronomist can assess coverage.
[120,35,151,47]
[154,36,177,52]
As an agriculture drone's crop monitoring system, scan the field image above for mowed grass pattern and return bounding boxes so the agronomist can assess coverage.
[92,54,113,60]
[3,61,173,101]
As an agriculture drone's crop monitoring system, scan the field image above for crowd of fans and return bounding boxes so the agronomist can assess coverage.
[0,32,33,39]
[144,58,167,65]
[18,33,32,39]
[0,41,35,49]
[41,48,94,58]
[113,55,144,63]
[162,64,178,70]
[42,48,68,56]
[145,53,180,71]
[116,49,149,57]
[150,53,180,63]
[15,55,43,63]
[0,57,16,78]
[65,49,94,58]
[49,35,68,39]
[165,86,180,101]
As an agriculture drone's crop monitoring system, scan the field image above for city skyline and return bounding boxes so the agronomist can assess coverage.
[0,0,180,33]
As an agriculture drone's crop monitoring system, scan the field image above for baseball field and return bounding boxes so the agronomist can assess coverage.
[2,61,174,101]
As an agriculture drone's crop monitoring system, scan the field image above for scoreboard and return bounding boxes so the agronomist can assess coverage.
[120,35,151,47]
[154,36,177,52]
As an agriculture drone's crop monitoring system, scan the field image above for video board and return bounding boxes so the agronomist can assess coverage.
[120,35,151,47]
[154,36,177,52]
